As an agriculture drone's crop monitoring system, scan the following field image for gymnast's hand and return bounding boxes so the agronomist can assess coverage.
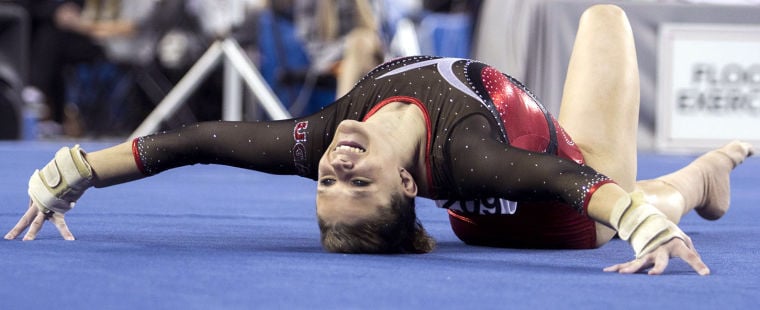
[4,200,75,241]
[603,237,710,276]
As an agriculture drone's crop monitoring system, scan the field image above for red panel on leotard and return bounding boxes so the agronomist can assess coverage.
[446,66,597,249]
[482,66,551,153]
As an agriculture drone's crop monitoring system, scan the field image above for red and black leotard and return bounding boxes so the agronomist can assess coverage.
[133,56,611,247]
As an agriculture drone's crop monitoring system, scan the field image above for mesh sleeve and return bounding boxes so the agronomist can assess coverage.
[132,111,336,180]
[443,115,612,214]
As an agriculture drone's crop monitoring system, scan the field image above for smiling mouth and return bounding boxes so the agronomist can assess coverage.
[335,141,366,153]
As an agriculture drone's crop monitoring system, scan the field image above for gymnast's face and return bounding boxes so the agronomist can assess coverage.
[316,120,409,224]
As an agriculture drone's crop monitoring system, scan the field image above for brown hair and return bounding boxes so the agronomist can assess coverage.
[318,194,436,254]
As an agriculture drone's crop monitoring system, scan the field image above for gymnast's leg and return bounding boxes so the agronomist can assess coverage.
[336,27,383,97]
[557,5,754,240]
[556,4,639,246]
[634,141,754,223]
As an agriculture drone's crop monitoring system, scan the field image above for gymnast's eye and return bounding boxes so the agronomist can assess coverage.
[351,179,370,187]
[320,178,336,186]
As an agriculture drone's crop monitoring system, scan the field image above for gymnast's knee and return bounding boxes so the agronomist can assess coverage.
[580,4,628,27]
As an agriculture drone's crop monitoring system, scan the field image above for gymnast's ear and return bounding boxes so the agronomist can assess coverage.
[399,168,417,198]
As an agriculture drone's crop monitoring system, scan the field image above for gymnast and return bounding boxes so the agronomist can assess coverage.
[5,5,753,276]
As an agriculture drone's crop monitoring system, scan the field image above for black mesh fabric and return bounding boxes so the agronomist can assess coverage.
[134,56,611,215]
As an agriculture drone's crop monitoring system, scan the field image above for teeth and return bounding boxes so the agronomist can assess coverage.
[335,145,365,153]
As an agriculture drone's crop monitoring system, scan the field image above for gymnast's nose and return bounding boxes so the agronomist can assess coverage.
[331,156,354,170]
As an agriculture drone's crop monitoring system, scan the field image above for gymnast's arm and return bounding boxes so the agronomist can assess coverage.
[444,115,610,214]
[5,110,336,241]
[445,116,709,275]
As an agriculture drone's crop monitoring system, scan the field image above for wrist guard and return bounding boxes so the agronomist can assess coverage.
[610,191,688,258]
[28,145,94,214]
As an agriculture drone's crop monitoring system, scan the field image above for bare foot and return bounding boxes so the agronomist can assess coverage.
[656,141,753,221]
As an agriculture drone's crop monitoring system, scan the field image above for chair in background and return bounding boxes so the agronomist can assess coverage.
[255,8,335,117]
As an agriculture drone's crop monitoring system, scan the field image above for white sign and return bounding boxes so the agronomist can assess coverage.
[657,23,760,152]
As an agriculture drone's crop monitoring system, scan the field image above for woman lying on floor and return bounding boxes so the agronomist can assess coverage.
[6,5,754,276]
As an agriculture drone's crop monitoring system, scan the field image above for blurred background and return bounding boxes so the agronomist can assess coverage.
[0,0,758,151]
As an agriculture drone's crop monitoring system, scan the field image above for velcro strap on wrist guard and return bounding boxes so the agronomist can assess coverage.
[610,191,687,258]
[28,145,93,214]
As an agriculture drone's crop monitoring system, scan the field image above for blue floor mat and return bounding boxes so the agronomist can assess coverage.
[1,141,758,309]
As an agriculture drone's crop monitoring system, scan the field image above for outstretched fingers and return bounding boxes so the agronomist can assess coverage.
[653,238,709,276]
[677,241,710,276]
[645,250,672,275]
[22,211,47,241]
[6,201,77,241]
[603,238,710,275]
[50,213,75,240]
[603,256,658,274]
[4,202,38,240]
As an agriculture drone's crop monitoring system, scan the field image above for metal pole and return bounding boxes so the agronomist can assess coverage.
[130,41,224,139]
[223,54,243,121]
[221,38,291,120]
[130,38,292,139]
